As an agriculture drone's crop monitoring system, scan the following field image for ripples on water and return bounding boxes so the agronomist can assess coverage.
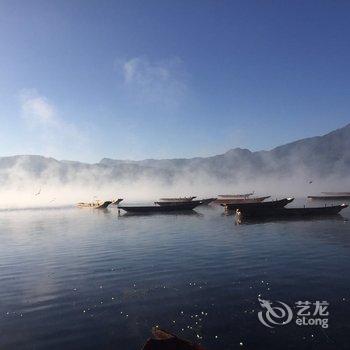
[0,204,349,349]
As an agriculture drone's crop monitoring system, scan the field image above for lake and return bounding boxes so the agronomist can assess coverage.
[0,204,349,349]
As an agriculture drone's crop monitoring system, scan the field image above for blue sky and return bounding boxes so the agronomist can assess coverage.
[0,0,349,162]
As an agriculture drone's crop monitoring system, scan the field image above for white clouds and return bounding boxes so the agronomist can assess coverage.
[20,89,58,127]
[19,89,87,160]
[122,57,171,85]
[118,56,187,107]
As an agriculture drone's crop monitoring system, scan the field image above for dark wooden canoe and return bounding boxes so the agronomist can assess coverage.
[279,204,348,216]
[142,328,206,350]
[155,199,201,206]
[198,197,217,205]
[308,195,350,200]
[238,204,348,219]
[214,195,270,205]
[158,196,196,202]
[224,197,294,211]
[322,192,350,195]
[118,202,201,213]
[155,198,216,206]
[218,192,254,198]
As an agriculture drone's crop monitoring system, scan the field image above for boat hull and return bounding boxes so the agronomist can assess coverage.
[322,192,350,195]
[224,197,294,211]
[77,200,113,209]
[112,198,123,205]
[95,201,113,209]
[308,195,350,201]
[239,204,348,219]
[119,202,200,213]
[215,196,270,205]
[218,192,254,198]
[158,196,196,202]
[155,198,216,206]
[198,197,217,205]
[141,328,205,350]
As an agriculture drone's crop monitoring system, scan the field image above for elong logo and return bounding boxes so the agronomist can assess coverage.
[258,298,293,328]
[257,297,329,329]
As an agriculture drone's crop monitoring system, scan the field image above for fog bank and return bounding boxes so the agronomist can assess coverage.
[0,156,349,209]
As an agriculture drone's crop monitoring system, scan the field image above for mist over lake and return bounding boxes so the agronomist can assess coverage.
[1,124,350,209]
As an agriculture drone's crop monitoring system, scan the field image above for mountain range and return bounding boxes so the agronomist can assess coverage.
[0,123,349,206]
[100,123,350,180]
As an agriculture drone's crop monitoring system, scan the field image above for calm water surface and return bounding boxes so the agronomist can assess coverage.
[0,204,349,349]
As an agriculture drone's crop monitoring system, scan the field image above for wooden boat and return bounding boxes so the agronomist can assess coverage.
[118,202,201,213]
[158,196,196,202]
[278,204,348,217]
[216,195,271,206]
[155,199,199,206]
[142,327,206,350]
[224,197,294,211]
[112,198,124,205]
[215,195,270,205]
[77,200,113,209]
[155,198,216,206]
[76,198,123,209]
[215,191,269,205]
[308,194,350,200]
[218,192,254,198]
[236,204,348,219]
[198,197,217,205]
[322,192,350,195]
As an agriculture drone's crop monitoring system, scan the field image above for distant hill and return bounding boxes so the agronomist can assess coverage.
[0,124,349,207]
[100,123,350,180]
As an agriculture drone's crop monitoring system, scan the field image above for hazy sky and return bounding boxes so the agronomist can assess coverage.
[0,0,349,162]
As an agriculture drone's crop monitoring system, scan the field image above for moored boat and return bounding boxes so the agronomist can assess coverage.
[155,198,216,206]
[198,197,217,205]
[77,200,113,209]
[308,194,350,201]
[76,198,123,209]
[215,195,270,205]
[223,197,287,210]
[218,192,254,198]
[119,201,201,213]
[236,203,348,219]
[142,327,206,350]
[158,196,196,202]
[322,192,350,195]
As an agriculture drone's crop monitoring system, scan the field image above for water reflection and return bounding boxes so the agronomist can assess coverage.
[0,205,349,349]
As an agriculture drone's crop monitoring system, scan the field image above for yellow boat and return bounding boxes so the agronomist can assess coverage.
[76,198,123,209]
